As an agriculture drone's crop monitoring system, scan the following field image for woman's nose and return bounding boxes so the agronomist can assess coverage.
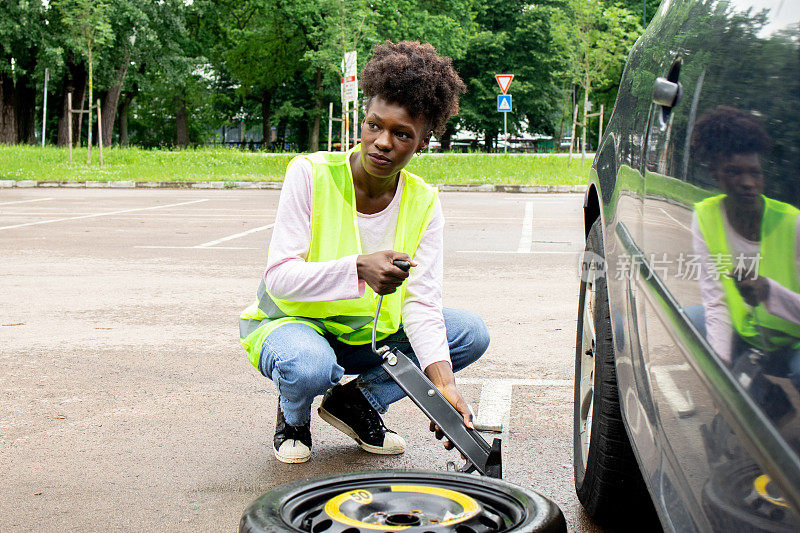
[374,130,391,150]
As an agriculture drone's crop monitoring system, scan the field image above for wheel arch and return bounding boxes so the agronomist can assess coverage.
[583,183,601,239]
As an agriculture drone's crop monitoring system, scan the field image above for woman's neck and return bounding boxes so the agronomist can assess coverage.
[724,196,764,241]
[349,151,400,214]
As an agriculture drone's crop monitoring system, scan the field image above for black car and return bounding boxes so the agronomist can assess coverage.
[574,0,800,531]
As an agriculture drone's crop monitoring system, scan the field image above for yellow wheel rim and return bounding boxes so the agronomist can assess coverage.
[323,484,481,530]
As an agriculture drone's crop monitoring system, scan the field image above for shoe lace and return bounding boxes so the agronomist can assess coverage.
[361,408,388,434]
[285,422,311,442]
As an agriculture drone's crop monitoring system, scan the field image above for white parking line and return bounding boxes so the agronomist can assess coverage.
[500,196,583,201]
[1,213,274,219]
[458,378,572,387]
[134,223,274,250]
[651,363,696,418]
[195,224,274,247]
[447,217,521,221]
[517,201,534,253]
[0,198,54,206]
[473,381,512,432]
[458,377,572,434]
[659,208,691,231]
[456,250,577,255]
[136,246,257,250]
[0,199,209,231]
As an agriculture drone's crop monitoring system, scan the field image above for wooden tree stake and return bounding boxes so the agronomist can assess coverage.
[67,92,73,164]
[97,98,103,167]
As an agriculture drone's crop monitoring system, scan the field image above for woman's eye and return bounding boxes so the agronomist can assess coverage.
[396,131,410,140]
[368,122,379,131]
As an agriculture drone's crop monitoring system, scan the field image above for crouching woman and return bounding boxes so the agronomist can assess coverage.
[239,41,489,463]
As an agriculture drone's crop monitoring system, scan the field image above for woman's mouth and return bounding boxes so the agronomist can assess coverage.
[367,153,392,166]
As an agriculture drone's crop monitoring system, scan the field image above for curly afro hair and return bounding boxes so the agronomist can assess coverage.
[691,106,771,165]
[360,40,466,138]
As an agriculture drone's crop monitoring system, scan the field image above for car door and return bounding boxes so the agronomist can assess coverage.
[640,0,800,530]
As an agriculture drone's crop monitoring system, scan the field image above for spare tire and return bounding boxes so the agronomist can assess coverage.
[239,470,566,533]
[702,460,799,532]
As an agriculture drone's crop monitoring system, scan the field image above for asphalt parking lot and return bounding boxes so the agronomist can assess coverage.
[1,188,606,532]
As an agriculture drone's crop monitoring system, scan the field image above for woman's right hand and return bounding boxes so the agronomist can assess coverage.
[356,251,416,295]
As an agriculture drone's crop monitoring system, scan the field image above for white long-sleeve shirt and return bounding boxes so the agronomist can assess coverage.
[692,209,800,362]
[263,157,449,370]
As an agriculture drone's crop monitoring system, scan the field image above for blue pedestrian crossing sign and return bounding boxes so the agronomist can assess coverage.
[497,94,512,112]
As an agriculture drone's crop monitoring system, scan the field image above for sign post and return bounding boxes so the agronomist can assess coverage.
[495,74,514,153]
[41,68,49,147]
[341,51,357,151]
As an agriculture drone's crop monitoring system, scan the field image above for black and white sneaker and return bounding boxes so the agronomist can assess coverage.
[273,404,312,464]
[318,381,405,454]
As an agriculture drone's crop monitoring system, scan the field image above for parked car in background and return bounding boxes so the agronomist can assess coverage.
[574,0,800,531]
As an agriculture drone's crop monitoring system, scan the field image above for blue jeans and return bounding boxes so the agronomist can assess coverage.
[684,304,800,420]
[258,308,489,426]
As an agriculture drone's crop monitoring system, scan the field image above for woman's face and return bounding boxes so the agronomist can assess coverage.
[359,97,431,179]
[712,152,764,209]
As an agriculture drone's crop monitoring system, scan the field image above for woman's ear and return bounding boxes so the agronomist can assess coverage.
[418,131,433,153]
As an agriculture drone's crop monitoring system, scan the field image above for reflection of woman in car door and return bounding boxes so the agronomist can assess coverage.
[690,106,800,397]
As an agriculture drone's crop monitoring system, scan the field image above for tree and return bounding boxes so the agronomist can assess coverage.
[206,0,306,146]
[0,0,52,143]
[53,0,113,159]
[96,0,152,147]
[552,0,640,155]
[369,0,477,60]
[269,0,479,151]
[455,0,562,150]
[273,0,374,151]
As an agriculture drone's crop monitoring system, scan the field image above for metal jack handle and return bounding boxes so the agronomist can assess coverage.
[371,260,411,358]
[370,259,502,478]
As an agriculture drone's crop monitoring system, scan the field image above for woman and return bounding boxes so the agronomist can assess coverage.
[239,41,489,464]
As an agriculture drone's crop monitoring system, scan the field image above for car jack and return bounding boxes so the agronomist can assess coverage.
[372,260,502,478]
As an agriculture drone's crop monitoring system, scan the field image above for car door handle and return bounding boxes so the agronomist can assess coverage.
[653,77,682,108]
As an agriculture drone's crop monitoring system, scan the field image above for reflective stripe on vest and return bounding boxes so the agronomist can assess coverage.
[695,194,800,351]
[239,144,438,367]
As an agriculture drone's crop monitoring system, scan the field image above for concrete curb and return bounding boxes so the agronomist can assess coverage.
[0,180,587,194]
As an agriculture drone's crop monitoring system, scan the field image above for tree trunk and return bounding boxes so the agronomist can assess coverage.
[58,61,87,146]
[308,68,322,152]
[261,87,273,149]
[119,97,130,147]
[440,130,451,151]
[440,123,455,151]
[77,75,87,147]
[87,53,93,163]
[557,89,570,153]
[101,86,122,146]
[117,63,144,148]
[101,55,131,147]
[15,78,36,144]
[277,119,287,151]
[484,131,496,152]
[298,118,309,151]
[175,94,188,146]
[0,73,18,144]
[582,81,589,160]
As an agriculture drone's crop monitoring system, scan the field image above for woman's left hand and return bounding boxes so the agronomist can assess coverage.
[424,361,473,450]
[732,271,770,306]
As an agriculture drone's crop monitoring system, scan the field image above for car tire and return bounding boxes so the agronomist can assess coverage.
[573,219,657,527]
[239,470,566,533]
[702,460,799,532]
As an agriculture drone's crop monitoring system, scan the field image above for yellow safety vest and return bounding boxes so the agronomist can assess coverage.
[239,145,438,368]
[695,194,800,351]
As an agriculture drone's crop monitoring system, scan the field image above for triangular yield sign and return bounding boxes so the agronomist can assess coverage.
[496,74,514,94]
[499,97,511,111]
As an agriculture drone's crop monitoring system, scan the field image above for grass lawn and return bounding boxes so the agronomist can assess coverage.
[0,145,592,186]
